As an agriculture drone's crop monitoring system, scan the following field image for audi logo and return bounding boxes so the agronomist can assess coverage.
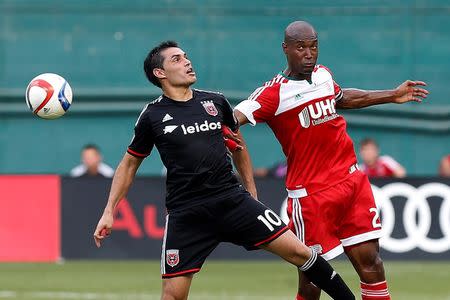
[279,182,450,254]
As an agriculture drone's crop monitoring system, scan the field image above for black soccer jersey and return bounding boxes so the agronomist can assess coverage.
[128,89,240,211]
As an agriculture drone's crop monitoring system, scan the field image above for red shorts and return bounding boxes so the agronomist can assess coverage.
[287,170,382,260]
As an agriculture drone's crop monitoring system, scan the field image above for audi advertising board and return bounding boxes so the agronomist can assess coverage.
[60,177,450,260]
[370,178,450,259]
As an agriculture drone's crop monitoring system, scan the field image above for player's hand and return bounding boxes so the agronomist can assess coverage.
[222,126,243,152]
[393,80,429,103]
[93,212,114,248]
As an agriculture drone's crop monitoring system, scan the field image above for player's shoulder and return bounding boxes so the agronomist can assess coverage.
[379,155,402,169]
[193,88,225,99]
[311,64,335,83]
[249,74,285,95]
[379,155,398,163]
[193,88,229,105]
[135,96,163,124]
[245,74,284,102]
[262,73,287,88]
[314,64,334,75]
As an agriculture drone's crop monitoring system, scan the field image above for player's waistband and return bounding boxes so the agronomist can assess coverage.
[286,163,359,199]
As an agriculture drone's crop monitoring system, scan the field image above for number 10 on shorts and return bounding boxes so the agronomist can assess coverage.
[258,209,283,231]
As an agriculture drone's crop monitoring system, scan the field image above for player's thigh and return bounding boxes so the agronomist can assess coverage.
[162,210,219,278]
[339,171,382,247]
[288,187,349,259]
[161,274,194,300]
[220,191,288,250]
[259,229,311,265]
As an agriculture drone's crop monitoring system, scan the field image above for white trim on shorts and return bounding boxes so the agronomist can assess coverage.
[321,244,344,261]
[287,188,308,198]
[341,229,383,247]
[160,214,169,275]
[291,198,305,242]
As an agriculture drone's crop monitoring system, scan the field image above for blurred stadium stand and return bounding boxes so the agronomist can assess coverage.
[0,0,449,175]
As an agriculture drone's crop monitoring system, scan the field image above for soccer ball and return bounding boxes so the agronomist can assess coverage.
[25,73,73,119]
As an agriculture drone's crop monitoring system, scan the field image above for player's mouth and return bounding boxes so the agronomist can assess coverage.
[186,68,196,76]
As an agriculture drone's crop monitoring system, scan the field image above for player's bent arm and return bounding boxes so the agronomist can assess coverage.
[233,109,251,126]
[93,153,143,247]
[103,153,144,214]
[336,80,428,109]
[231,130,258,200]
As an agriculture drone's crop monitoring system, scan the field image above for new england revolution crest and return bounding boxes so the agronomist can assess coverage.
[166,249,179,267]
[201,100,218,116]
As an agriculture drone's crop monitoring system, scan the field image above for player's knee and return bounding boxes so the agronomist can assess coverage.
[299,277,321,300]
[161,290,185,300]
[360,252,384,274]
[291,244,313,266]
[161,281,188,300]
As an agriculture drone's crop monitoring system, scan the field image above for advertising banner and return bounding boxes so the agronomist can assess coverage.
[0,175,60,262]
[60,177,450,260]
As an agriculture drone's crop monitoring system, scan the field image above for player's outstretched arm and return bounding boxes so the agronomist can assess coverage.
[93,153,144,248]
[336,80,429,109]
[230,130,258,200]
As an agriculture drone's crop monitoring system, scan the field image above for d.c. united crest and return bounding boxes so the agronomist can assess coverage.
[166,249,179,267]
[201,101,218,116]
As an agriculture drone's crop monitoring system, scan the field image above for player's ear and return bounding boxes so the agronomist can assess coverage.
[153,68,166,80]
[282,42,289,54]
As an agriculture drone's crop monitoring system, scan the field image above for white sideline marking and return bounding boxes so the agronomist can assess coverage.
[0,291,284,300]
[0,291,157,299]
[0,291,16,298]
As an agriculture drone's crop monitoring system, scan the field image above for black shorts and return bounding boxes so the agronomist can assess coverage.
[161,188,288,278]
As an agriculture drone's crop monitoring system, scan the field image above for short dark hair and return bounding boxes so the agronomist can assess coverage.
[143,40,179,88]
[360,138,378,148]
[82,144,100,152]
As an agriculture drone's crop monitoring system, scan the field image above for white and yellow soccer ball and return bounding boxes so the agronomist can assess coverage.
[25,73,73,119]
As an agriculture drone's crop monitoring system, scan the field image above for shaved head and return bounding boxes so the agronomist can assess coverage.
[282,21,319,81]
[284,21,317,43]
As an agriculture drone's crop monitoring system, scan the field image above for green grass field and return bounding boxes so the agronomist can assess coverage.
[1,260,449,299]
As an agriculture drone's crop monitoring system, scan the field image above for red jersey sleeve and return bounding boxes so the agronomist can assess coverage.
[334,80,343,101]
[235,84,280,125]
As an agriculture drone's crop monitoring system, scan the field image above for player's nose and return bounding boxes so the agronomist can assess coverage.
[304,48,313,58]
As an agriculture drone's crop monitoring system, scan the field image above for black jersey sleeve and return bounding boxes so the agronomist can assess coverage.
[220,95,239,132]
[127,111,154,158]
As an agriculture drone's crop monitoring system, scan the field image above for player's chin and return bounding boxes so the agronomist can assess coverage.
[302,65,315,73]
[187,75,197,84]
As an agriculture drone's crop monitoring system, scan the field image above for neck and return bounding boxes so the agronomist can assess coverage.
[163,85,193,102]
[284,68,312,81]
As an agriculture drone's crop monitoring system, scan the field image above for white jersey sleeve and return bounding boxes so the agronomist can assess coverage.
[235,82,281,125]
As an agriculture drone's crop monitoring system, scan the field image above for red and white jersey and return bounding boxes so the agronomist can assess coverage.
[235,65,357,195]
[360,155,402,178]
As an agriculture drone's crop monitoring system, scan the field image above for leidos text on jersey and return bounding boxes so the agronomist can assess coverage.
[181,120,222,135]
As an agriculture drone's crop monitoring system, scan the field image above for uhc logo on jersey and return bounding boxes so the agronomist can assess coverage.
[298,99,339,128]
